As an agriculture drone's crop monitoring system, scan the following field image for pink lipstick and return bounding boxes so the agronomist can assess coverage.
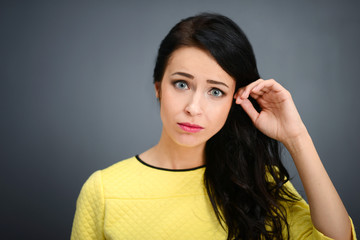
[178,122,204,133]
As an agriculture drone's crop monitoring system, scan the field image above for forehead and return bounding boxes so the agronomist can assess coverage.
[165,47,235,85]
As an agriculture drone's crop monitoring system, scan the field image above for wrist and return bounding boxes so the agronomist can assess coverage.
[282,128,312,155]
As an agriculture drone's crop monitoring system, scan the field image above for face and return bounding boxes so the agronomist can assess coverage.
[156,47,236,148]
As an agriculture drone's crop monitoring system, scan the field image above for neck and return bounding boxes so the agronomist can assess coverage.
[140,128,206,170]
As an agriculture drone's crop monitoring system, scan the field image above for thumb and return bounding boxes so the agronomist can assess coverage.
[238,98,259,124]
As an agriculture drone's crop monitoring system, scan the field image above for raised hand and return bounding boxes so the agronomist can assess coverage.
[234,78,307,144]
[235,79,353,239]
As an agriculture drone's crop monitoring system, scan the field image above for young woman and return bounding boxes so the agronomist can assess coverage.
[71,13,356,240]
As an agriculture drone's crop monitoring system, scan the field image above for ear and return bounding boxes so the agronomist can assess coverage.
[154,81,161,99]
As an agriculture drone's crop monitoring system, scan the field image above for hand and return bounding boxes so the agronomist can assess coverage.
[234,79,307,143]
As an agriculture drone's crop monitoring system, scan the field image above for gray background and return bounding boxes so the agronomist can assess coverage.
[1,0,359,239]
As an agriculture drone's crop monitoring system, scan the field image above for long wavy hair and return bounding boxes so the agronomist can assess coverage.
[153,13,299,240]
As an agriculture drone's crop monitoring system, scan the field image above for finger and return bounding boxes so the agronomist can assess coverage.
[234,87,249,103]
[249,79,287,100]
[239,79,264,99]
[249,84,269,99]
[251,86,268,95]
[249,91,264,100]
[234,88,245,99]
[252,82,269,94]
[235,79,264,103]
[236,78,283,102]
[239,98,259,123]
[253,79,283,93]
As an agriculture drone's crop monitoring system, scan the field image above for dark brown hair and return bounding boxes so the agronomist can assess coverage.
[153,13,299,240]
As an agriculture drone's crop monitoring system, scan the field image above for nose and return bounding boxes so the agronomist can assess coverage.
[185,92,203,116]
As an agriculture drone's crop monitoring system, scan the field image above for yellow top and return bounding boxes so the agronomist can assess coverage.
[71,156,356,240]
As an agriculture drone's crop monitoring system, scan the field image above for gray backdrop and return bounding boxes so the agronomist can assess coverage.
[1,1,359,239]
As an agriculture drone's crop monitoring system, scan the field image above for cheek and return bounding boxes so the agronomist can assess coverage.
[209,99,233,128]
[159,89,180,121]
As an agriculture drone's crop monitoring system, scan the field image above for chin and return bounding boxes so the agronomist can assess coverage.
[173,134,209,148]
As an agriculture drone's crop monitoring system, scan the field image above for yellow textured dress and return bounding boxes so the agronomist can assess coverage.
[71,156,356,239]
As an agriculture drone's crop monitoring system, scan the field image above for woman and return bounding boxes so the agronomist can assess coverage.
[71,13,356,240]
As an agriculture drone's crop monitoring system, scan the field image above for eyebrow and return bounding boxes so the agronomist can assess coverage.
[206,79,229,88]
[171,72,229,88]
[171,72,194,79]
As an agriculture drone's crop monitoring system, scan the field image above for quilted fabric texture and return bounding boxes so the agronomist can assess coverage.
[71,156,357,240]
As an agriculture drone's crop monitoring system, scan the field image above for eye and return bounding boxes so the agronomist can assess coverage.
[174,81,189,90]
[209,88,224,97]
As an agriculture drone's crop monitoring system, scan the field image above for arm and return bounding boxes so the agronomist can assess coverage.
[283,180,356,239]
[283,129,351,240]
[234,79,353,240]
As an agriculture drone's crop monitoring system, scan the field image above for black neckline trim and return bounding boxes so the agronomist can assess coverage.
[135,155,206,172]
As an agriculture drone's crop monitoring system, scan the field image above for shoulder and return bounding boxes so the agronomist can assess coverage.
[100,156,144,197]
[101,156,138,176]
[79,156,138,195]
[99,156,139,185]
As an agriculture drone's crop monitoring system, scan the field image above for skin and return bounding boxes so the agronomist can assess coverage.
[140,46,352,239]
[235,79,352,240]
[140,47,235,169]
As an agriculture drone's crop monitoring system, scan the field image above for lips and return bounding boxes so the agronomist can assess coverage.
[177,122,204,133]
